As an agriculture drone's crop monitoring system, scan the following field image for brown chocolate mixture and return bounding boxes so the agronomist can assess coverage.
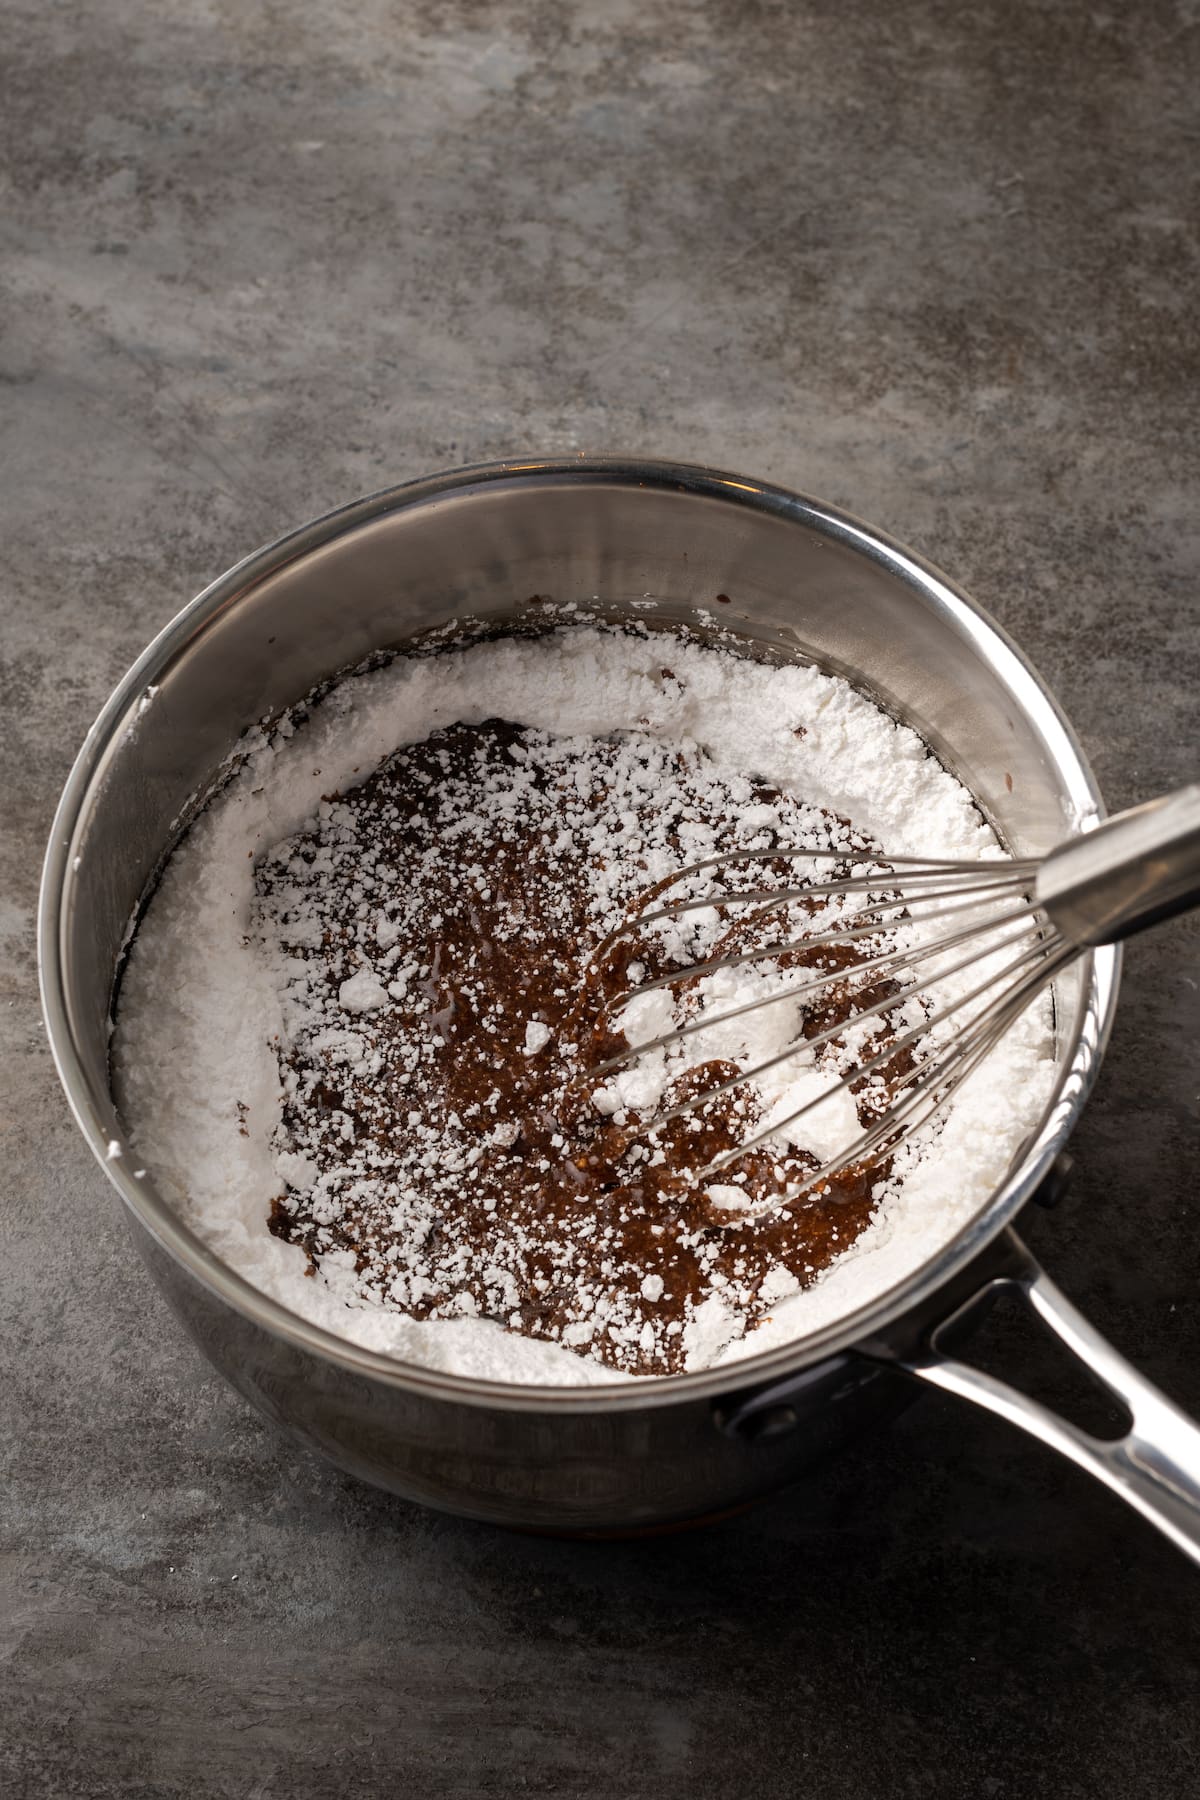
[257,718,913,1375]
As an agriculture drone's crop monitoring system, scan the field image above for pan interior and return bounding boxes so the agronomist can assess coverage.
[45,463,1108,1401]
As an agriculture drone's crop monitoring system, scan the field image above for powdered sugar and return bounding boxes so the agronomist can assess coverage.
[112,626,1057,1385]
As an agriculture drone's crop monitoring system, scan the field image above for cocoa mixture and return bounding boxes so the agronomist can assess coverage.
[257,718,913,1375]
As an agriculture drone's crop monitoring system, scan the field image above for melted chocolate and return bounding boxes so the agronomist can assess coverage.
[258,720,911,1374]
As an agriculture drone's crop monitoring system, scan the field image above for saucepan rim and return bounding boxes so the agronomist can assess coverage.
[37,455,1120,1415]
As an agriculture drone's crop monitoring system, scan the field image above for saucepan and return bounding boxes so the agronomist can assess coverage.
[38,457,1200,1557]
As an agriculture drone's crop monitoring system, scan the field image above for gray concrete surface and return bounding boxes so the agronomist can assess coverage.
[3,1,1199,1794]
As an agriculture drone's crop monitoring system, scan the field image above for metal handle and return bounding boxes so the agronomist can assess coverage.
[876,1230,1200,1568]
[1037,783,1200,946]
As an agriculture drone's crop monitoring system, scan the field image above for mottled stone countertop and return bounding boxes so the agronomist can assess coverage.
[3,2,1198,1795]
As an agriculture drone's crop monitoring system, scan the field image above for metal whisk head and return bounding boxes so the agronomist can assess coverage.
[585,844,1070,1201]
[583,783,1200,1205]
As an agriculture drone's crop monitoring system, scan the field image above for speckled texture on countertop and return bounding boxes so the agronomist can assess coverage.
[2,1,1199,1795]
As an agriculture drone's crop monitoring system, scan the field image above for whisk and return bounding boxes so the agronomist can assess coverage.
[590,786,1200,1197]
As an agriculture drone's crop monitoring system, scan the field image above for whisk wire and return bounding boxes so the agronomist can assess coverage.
[754,942,1071,1199]
[629,864,1034,933]
[622,917,1059,1141]
[699,930,1063,1174]
[649,844,1038,880]
[601,888,1043,1026]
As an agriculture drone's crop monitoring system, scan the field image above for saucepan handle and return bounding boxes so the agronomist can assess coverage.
[872,1228,1200,1568]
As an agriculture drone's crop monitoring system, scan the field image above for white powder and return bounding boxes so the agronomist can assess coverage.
[113,625,1057,1385]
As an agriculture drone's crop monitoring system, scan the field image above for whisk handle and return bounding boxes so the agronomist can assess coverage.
[1037,784,1200,947]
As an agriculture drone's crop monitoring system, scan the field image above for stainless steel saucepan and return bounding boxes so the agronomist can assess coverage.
[38,457,1200,1558]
